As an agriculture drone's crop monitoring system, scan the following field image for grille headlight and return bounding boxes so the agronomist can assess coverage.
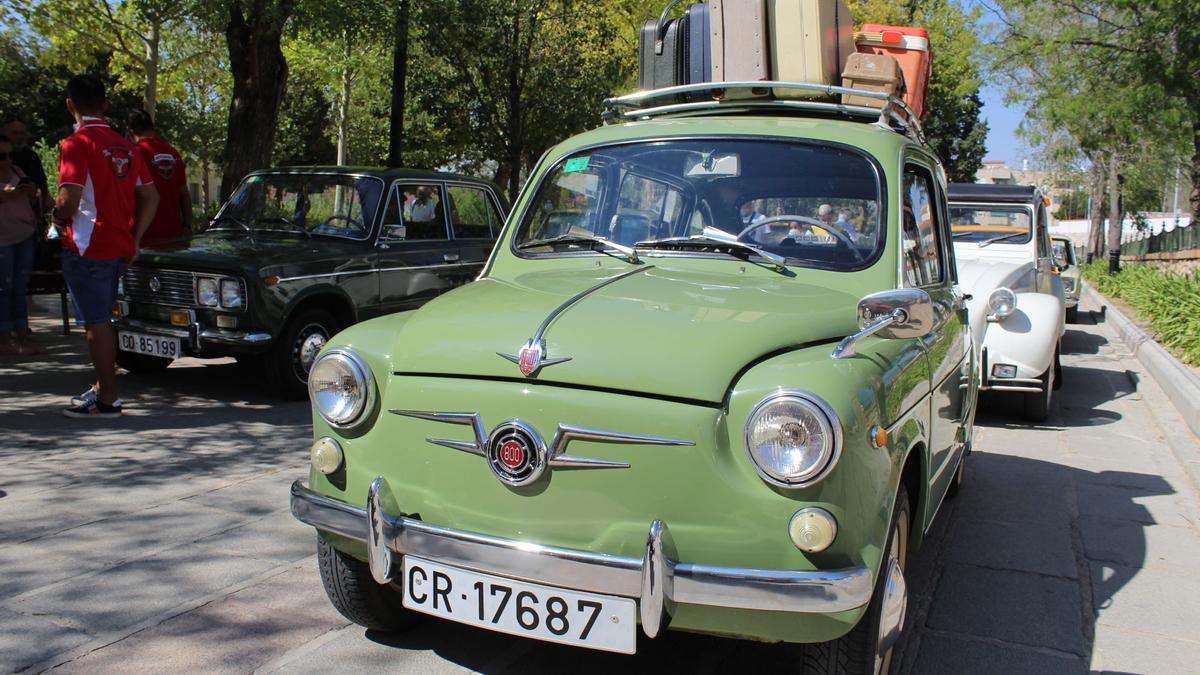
[220,279,244,308]
[988,287,1017,318]
[197,277,219,306]
[308,348,372,428]
[744,391,842,488]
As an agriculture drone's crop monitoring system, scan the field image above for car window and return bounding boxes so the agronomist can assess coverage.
[447,185,501,239]
[902,165,944,287]
[949,205,1033,244]
[216,173,382,240]
[380,183,448,242]
[515,140,884,271]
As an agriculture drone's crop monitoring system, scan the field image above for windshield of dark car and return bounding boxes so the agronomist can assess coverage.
[949,205,1032,244]
[514,140,883,271]
[213,174,383,239]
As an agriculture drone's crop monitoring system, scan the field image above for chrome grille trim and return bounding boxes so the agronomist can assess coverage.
[121,267,247,310]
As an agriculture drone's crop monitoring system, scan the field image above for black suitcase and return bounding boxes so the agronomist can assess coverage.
[686,2,710,86]
[638,0,689,94]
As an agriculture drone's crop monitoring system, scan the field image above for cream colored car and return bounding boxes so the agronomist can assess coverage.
[1052,236,1082,322]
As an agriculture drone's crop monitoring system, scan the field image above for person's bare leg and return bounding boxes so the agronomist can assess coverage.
[86,322,118,404]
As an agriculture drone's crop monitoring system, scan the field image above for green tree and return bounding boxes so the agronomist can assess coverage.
[846,0,989,182]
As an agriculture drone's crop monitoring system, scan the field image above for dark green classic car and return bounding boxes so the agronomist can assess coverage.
[114,168,507,397]
[291,82,978,673]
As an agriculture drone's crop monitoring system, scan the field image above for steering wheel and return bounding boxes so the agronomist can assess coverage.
[320,215,363,233]
[738,215,865,263]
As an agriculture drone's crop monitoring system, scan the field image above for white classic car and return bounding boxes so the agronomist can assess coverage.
[1052,236,1082,322]
[948,184,1065,422]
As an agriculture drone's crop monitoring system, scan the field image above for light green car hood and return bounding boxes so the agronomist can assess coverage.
[389,263,860,403]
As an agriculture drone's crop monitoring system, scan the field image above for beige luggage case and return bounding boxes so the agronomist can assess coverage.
[710,0,769,98]
[840,52,903,108]
[767,0,855,99]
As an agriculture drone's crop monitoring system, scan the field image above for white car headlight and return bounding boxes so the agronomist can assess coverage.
[196,277,219,306]
[988,287,1017,318]
[308,348,372,428]
[744,391,842,487]
[220,278,244,309]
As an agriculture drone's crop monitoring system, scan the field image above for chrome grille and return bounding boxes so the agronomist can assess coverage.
[122,267,196,307]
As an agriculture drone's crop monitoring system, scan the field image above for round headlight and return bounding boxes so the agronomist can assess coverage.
[988,287,1017,318]
[744,391,842,488]
[308,348,372,427]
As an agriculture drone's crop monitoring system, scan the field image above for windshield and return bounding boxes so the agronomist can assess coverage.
[949,205,1032,244]
[514,140,883,271]
[213,173,383,240]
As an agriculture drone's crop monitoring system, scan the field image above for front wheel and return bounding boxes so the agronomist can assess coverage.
[317,538,419,632]
[1022,365,1053,423]
[264,307,337,399]
[1065,305,1079,323]
[798,485,911,674]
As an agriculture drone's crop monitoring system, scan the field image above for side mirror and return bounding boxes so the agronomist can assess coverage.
[833,289,934,359]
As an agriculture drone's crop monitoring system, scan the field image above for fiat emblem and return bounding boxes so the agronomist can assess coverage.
[486,420,546,486]
[149,276,162,292]
[517,341,542,376]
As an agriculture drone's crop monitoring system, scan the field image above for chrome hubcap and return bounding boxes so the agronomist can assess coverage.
[875,508,909,675]
[293,323,329,379]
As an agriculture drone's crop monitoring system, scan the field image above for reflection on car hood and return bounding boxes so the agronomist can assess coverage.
[955,257,1034,297]
[389,264,861,403]
[136,233,368,274]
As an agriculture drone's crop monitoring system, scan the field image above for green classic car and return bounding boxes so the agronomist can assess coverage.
[291,83,977,673]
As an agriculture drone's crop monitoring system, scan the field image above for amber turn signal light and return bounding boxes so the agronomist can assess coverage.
[869,425,888,449]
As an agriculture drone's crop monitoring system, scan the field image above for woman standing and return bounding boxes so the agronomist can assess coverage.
[0,133,46,355]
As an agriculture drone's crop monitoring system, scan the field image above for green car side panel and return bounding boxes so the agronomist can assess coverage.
[304,116,966,644]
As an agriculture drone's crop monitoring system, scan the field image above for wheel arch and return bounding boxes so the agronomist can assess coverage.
[283,287,359,334]
[898,439,927,553]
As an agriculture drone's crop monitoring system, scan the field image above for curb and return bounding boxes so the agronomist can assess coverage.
[1082,281,1200,439]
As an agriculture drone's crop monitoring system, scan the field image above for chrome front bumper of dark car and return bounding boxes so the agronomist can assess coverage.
[114,317,272,353]
[290,479,874,638]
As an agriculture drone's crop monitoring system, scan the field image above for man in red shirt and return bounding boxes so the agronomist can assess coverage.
[127,109,191,242]
[52,74,159,418]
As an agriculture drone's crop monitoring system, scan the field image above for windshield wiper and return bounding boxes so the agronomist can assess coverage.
[210,214,255,242]
[255,216,312,239]
[635,236,788,272]
[518,234,639,264]
[976,231,1028,248]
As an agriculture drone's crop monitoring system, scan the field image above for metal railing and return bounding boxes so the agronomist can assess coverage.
[602,81,926,144]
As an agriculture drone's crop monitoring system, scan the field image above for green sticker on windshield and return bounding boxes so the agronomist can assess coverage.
[563,156,590,173]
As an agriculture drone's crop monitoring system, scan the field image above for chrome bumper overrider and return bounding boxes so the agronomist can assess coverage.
[115,318,272,352]
[290,479,873,636]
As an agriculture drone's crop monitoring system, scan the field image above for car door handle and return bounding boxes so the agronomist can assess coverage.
[443,252,460,263]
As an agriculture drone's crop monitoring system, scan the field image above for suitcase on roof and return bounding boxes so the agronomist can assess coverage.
[687,2,711,86]
[767,0,855,99]
[638,2,689,94]
[855,25,931,118]
[710,0,769,97]
[840,52,904,108]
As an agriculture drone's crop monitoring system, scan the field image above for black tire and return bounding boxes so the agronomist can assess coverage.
[1065,305,1079,323]
[1052,346,1064,391]
[317,537,419,632]
[264,307,337,400]
[116,351,173,374]
[798,485,912,675]
[1022,365,1053,423]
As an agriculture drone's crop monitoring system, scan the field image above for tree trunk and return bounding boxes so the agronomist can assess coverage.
[1086,159,1105,264]
[505,9,523,204]
[386,0,409,168]
[1106,153,1122,274]
[144,18,161,117]
[1191,113,1200,218]
[220,0,295,201]
[201,160,210,211]
[336,31,352,167]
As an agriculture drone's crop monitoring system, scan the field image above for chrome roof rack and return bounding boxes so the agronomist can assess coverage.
[602,81,926,144]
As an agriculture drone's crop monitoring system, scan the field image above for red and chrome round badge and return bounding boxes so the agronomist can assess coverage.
[486,421,545,486]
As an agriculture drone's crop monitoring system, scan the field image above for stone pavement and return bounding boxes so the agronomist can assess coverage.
[1,294,1198,673]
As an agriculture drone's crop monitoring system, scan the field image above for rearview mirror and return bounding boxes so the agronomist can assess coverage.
[833,289,934,359]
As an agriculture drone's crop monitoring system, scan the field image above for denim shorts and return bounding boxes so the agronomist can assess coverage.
[61,249,124,326]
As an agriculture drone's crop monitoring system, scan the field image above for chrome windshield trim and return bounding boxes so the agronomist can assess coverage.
[291,479,874,615]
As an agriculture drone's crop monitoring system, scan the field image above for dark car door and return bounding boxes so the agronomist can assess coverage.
[376,181,463,315]
[902,158,968,502]
[446,182,505,283]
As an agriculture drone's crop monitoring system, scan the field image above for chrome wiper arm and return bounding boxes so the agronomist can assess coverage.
[636,236,789,272]
[517,234,639,264]
[977,231,1027,248]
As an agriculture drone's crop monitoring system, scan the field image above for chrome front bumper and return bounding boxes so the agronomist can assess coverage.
[115,317,272,352]
[290,479,873,637]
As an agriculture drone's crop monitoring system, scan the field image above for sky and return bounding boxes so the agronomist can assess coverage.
[968,0,1029,168]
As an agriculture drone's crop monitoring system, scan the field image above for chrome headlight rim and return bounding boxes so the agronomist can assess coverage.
[196,276,219,307]
[308,347,373,429]
[988,287,1017,319]
[743,389,843,489]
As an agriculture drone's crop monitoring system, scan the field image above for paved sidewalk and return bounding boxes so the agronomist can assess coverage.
[1,294,1198,673]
